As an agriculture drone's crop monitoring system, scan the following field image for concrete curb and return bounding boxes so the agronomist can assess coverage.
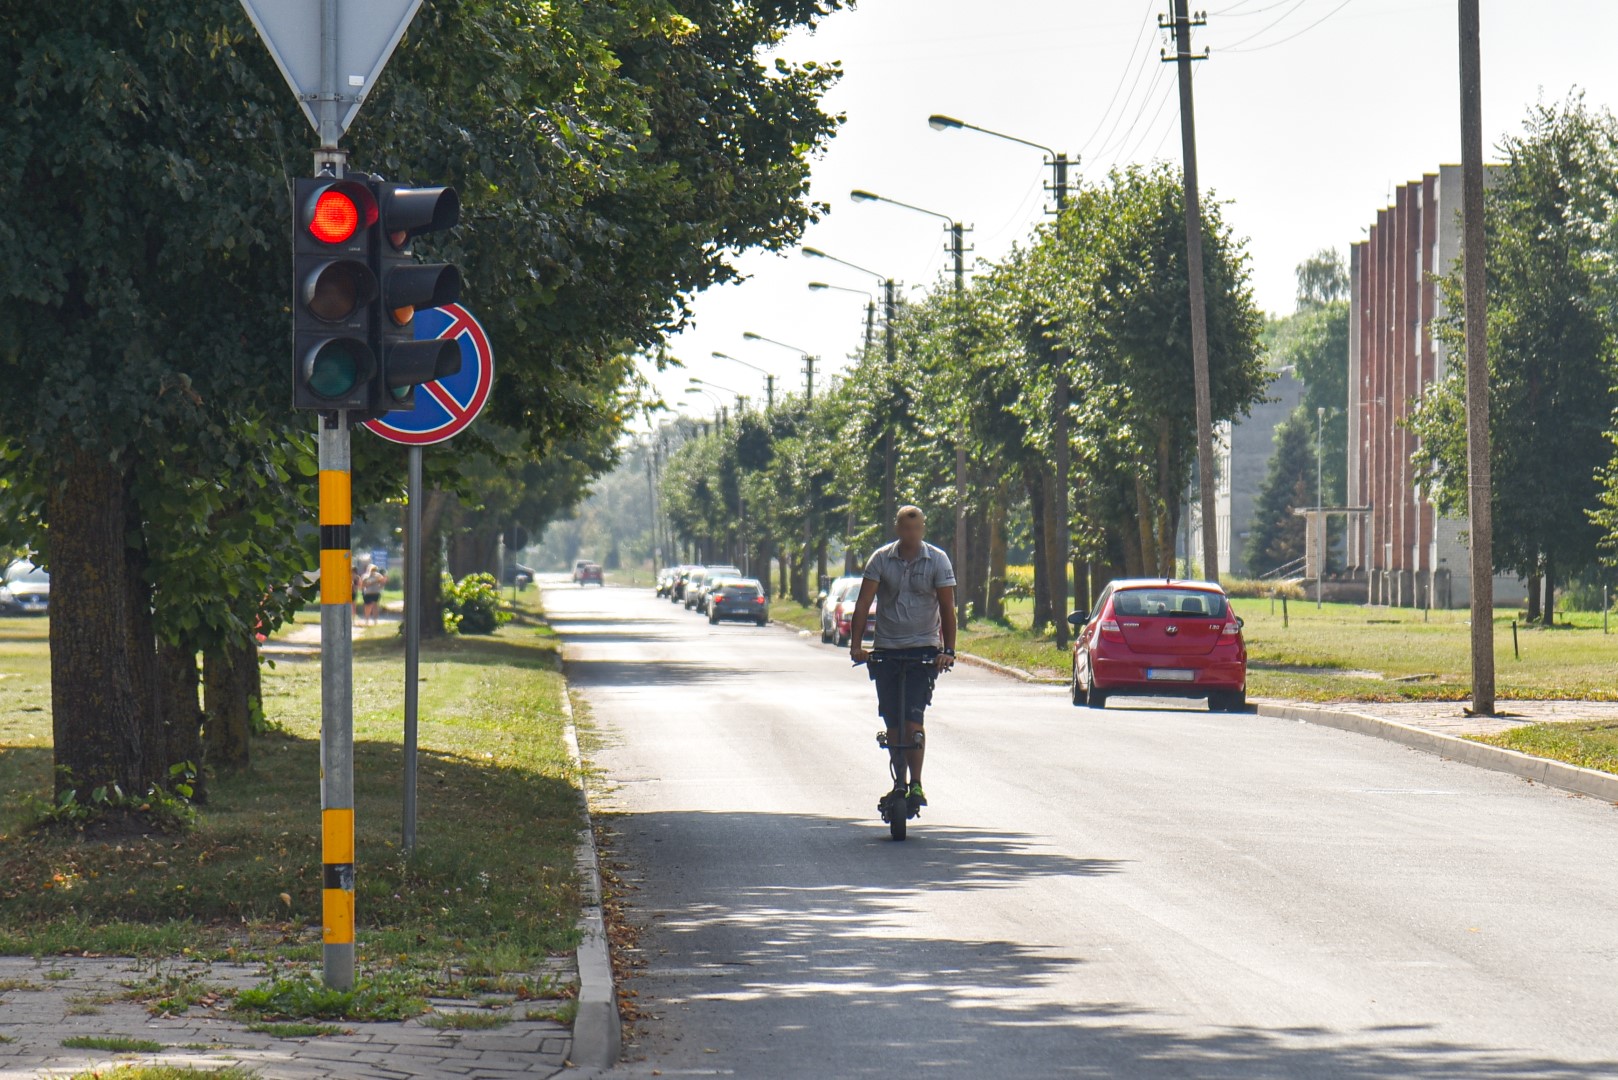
[956,650,1068,685]
[559,688,622,1072]
[1253,700,1618,804]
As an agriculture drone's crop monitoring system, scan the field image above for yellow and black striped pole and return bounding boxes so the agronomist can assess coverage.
[318,415,356,990]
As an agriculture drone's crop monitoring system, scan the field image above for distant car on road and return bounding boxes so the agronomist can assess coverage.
[708,577,769,626]
[670,565,700,603]
[574,561,604,586]
[817,575,877,647]
[1069,579,1247,712]
[692,565,741,614]
[0,560,50,615]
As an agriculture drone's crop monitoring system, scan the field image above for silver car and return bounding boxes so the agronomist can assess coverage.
[0,560,50,615]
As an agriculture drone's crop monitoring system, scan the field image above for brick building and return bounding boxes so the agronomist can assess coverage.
[1347,165,1522,608]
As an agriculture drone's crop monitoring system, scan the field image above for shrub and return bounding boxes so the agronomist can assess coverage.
[1221,576,1306,600]
[442,573,512,635]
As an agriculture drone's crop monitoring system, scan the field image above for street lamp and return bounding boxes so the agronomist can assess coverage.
[927,113,1072,213]
[848,189,972,624]
[741,332,816,399]
[689,376,745,413]
[803,246,901,525]
[808,281,876,351]
[849,189,968,294]
[712,351,775,410]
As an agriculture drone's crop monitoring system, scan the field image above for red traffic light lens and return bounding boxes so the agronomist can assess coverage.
[309,191,360,244]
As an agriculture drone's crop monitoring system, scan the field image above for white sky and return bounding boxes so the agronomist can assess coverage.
[640,0,1618,426]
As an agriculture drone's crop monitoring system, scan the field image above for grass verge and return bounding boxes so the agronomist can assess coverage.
[0,594,581,994]
[67,1070,256,1080]
[1469,721,1618,776]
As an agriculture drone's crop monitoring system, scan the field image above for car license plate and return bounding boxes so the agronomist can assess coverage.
[1146,668,1195,682]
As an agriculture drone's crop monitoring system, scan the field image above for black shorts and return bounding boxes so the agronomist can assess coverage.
[869,648,938,727]
[362,593,381,604]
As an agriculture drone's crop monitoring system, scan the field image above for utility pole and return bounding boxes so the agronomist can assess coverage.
[803,357,815,400]
[766,373,775,410]
[1458,0,1496,714]
[882,278,898,529]
[1316,406,1325,609]
[1163,0,1220,584]
[949,223,969,626]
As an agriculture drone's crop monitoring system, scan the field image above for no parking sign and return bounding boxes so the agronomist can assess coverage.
[363,303,493,445]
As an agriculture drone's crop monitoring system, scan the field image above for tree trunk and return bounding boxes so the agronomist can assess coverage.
[156,639,206,803]
[418,488,452,639]
[1526,571,1542,624]
[987,484,1008,620]
[48,450,155,800]
[1026,470,1051,632]
[1542,557,1556,627]
[1134,476,1158,577]
[1044,474,1068,648]
[203,639,254,772]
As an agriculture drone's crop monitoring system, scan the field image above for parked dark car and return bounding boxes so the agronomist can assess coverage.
[708,577,769,626]
[1069,579,1247,712]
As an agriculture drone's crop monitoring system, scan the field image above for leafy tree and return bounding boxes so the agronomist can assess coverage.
[1412,94,1618,624]
[1245,414,1316,572]
[0,0,848,801]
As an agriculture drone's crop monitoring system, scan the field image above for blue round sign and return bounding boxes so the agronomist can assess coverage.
[363,303,493,445]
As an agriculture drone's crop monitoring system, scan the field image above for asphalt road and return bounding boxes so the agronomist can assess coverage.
[547,582,1618,1079]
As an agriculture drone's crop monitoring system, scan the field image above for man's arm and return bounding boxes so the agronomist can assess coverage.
[936,585,957,671]
[849,577,878,661]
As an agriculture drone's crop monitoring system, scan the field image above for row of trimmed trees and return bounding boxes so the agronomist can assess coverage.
[660,164,1272,646]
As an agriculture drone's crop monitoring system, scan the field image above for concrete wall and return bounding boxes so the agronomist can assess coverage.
[1219,367,1305,577]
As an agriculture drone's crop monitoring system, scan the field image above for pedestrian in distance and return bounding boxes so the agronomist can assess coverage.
[849,505,957,813]
[351,561,365,621]
[360,563,388,627]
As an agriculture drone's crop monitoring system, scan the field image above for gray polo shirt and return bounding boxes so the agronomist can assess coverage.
[863,539,956,649]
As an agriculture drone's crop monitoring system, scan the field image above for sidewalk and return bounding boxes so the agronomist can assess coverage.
[0,956,576,1080]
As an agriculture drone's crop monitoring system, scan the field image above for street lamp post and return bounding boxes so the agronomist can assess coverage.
[741,332,816,400]
[849,189,971,626]
[1317,405,1325,609]
[712,351,775,410]
[927,113,1073,213]
[927,114,1077,633]
[808,282,876,352]
[804,247,900,527]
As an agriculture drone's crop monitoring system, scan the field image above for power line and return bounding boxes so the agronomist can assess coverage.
[1217,0,1309,49]
[1223,0,1355,52]
[1076,0,1160,159]
[1079,6,1165,162]
[1100,60,1172,166]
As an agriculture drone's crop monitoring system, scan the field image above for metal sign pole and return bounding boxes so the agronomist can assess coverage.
[316,0,355,992]
[403,445,422,853]
[318,414,356,992]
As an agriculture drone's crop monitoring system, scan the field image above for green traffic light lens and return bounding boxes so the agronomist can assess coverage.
[308,342,360,398]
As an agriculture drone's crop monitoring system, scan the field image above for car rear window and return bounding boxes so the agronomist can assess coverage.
[1112,588,1226,618]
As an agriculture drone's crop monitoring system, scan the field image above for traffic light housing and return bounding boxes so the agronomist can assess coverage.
[368,182,462,412]
[292,177,379,410]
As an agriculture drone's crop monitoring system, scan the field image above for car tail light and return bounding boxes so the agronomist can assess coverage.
[1099,618,1125,643]
[755,596,765,604]
[1221,620,1241,637]
[711,592,723,602]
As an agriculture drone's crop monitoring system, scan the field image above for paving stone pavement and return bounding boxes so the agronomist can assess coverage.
[1313,697,1618,738]
[0,956,577,1079]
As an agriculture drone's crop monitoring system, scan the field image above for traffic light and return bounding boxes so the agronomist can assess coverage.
[368,182,462,412]
[292,177,379,410]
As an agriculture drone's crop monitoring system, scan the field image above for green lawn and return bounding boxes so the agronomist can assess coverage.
[0,597,582,991]
[1471,720,1618,774]
[760,590,1618,700]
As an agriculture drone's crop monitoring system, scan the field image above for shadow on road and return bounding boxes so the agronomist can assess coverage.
[608,809,1617,1079]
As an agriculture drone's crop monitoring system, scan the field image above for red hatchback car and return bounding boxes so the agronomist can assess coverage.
[1068,579,1247,712]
